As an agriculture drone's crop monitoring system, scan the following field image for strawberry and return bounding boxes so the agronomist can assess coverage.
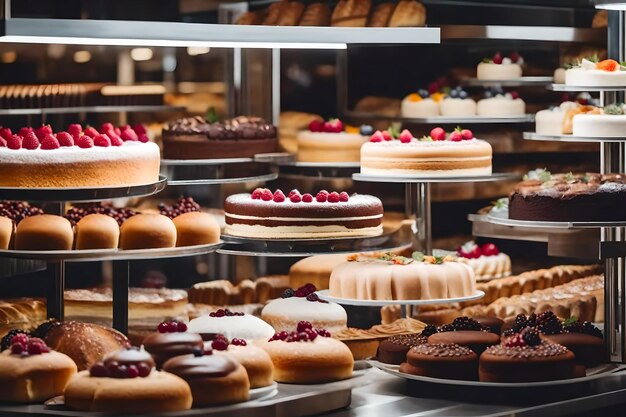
[0,127,12,141]
[22,132,40,150]
[504,334,525,348]
[509,52,520,63]
[461,129,473,140]
[138,134,150,143]
[308,119,325,133]
[273,190,286,202]
[510,91,520,100]
[94,134,111,147]
[35,125,52,140]
[133,124,147,135]
[84,127,99,138]
[449,131,463,142]
[324,119,343,133]
[0,137,6,147]
[288,189,300,199]
[370,131,384,143]
[480,243,499,256]
[77,135,94,148]
[492,52,503,64]
[7,135,22,149]
[56,132,74,147]
[67,124,82,139]
[120,126,139,141]
[382,131,392,141]
[399,129,412,143]
[18,127,33,138]
[302,193,313,203]
[457,241,482,259]
[316,190,329,203]
[328,191,340,203]
[40,134,60,150]
[100,123,115,133]
[596,59,619,72]
[339,192,350,202]
[251,188,264,199]
[260,189,273,201]
[430,127,446,141]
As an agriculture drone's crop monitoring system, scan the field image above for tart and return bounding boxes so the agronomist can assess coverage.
[456,241,511,281]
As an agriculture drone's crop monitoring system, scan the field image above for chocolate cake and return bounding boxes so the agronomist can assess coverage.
[508,172,626,222]
[377,334,427,365]
[399,343,478,380]
[162,116,278,159]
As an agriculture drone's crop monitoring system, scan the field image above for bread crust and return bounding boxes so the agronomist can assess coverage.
[388,0,426,27]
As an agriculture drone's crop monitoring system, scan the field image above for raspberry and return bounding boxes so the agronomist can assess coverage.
[297,321,313,332]
[211,338,229,351]
[261,189,273,201]
[10,333,29,346]
[157,322,169,333]
[94,134,111,147]
[324,119,343,133]
[328,191,340,203]
[77,135,94,148]
[10,343,23,354]
[430,127,446,141]
[7,135,21,149]
[27,343,42,355]
[133,124,147,135]
[138,134,150,143]
[338,192,350,202]
[492,52,503,64]
[67,124,82,139]
[0,128,12,140]
[84,126,99,138]
[316,191,328,203]
[510,91,520,100]
[290,193,302,203]
[504,333,525,347]
[399,129,412,143]
[22,132,40,150]
[56,131,74,147]
[382,131,392,141]
[35,125,52,140]
[273,190,286,202]
[100,123,115,133]
[480,243,499,256]
[109,133,124,146]
[449,131,463,142]
[0,137,6,147]
[40,134,60,150]
[18,127,33,137]
[120,126,139,141]
[302,193,313,203]
[177,322,188,332]
[308,119,324,132]
[370,131,384,143]
[461,129,473,140]
[288,189,300,198]
[251,188,263,199]
[306,293,320,302]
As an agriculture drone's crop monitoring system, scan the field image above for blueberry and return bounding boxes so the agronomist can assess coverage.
[484,90,493,98]
[418,89,429,98]
[459,90,468,99]
[450,89,459,98]
[359,125,374,136]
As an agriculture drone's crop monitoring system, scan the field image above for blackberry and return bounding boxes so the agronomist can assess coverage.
[581,321,603,339]
[438,324,454,333]
[0,329,30,351]
[537,311,563,335]
[281,288,295,298]
[512,313,529,332]
[526,313,538,328]
[521,327,541,347]
[563,319,583,334]
[421,324,438,337]
[451,316,483,331]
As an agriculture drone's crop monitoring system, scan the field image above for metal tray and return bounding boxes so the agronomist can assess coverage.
[487,208,626,229]
[316,290,485,306]
[344,111,534,124]
[549,84,626,92]
[353,172,519,184]
[462,76,554,87]
[524,132,626,142]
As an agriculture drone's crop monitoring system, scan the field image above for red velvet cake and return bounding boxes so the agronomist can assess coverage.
[223,188,384,238]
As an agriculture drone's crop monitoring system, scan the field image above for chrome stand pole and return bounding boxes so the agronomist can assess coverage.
[112,260,130,335]
[415,182,432,255]
[47,201,65,320]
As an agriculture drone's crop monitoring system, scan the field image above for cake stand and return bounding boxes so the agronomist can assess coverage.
[161,158,279,185]
[462,76,554,87]
[316,290,485,306]
[523,132,626,143]
[343,111,535,125]
[255,152,362,178]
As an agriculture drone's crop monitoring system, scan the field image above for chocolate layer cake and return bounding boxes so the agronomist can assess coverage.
[162,116,278,159]
[509,173,626,222]
[399,343,478,380]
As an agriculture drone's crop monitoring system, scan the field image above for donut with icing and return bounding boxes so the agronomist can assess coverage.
[187,308,275,342]
[143,321,204,369]
[400,343,477,380]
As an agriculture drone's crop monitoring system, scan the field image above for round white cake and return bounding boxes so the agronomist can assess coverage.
[187,312,275,341]
[535,102,578,135]
[477,62,522,81]
[457,253,512,281]
[261,297,347,334]
[401,96,440,118]
[477,96,525,117]
[572,114,626,137]
[440,98,477,116]
[565,58,626,87]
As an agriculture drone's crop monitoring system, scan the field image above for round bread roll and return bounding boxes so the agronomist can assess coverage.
[15,214,73,251]
[173,212,220,247]
[75,214,120,250]
[64,370,192,412]
[119,214,176,250]
[213,344,274,388]
[0,349,77,403]
[0,216,13,250]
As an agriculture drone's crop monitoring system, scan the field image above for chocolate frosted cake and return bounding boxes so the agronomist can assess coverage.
[377,334,427,365]
[162,116,278,159]
[399,343,478,380]
[509,172,626,222]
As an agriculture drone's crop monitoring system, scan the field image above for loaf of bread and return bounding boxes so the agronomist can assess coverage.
[331,0,372,27]
[388,0,426,27]
[299,2,331,26]
[0,298,47,337]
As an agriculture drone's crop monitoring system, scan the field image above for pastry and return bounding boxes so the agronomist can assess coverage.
[235,11,261,25]
[14,214,73,250]
[163,349,250,407]
[143,321,204,369]
[0,334,77,403]
[360,127,492,177]
[119,213,177,249]
[188,277,287,305]
[276,1,305,26]
[289,253,348,289]
[368,3,395,27]
[565,58,626,87]
[74,213,120,250]
[477,52,523,80]
[0,124,159,188]
[329,252,476,301]
[331,0,372,27]
[388,0,426,27]
[479,328,576,382]
[162,116,277,160]
[297,118,370,163]
[0,216,12,249]
[592,10,608,28]
[257,321,354,383]
[299,3,331,26]
[401,91,443,117]
[261,284,347,333]
[477,89,525,116]
[172,211,220,247]
[209,334,274,388]
[224,188,384,239]
[187,308,275,342]
[0,299,47,337]
[354,96,401,117]
[509,172,626,222]
[34,320,130,371]
[456,241,511,281]
[535,101,578,135]
[440,87,477,116]
[573,103,626,137]
[65,347,192,412]
[279,111,322,153]
[399,343,477,380]
[377,333,427,364]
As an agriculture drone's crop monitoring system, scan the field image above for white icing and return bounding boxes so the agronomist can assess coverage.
[477,96,525,116]
[224,213,383,221]
[261,297,347,333]
[440,98,477,116]
[476,62,523,80]
[535,107,568,135]
[360,166,491,177]
[187,313,275,341]
[572,114,626,137]
[565,60,626,86]
[401,97,440,117]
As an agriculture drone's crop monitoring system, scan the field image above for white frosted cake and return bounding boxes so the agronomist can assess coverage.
[476,53,523,80]
[572,104,626,137]
[565,58,626,86]
[187,310,275,341]
[455,241,511,281]
[440,87,476,116]
[554,67,566,84]
[535,102,578,135]
[401,92,442,117]
[477,93,525,117]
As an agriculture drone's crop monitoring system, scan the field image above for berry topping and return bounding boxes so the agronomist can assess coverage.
[457,241,482,259]
[90,363,108,377]
[306,293,320,302]
[427,82,439,94]
[0,127,12,141]
[138,134,150,143]
[509,52,520,63]
[449,131,463,142]
[450,317,487,332]
[120,126,139,141]
[492,52,503,64]
[94,134,111,147]
[40,134,60,150]
[77,135,94,149]
[22,132,40,150]
[399,129,412,143]
[84,126,99,138]
[339,192,350,202]
[504,333,525,348]
[260,189,273,201]
[421,324,438,337]
[251,188,264,200]
[509,91,520,100]
[382,130,393,141]
[309,119,325,132]
[290,192,302,203]
[109,133,124,147]
[302,193,313,203]
[580,321,603,338]
[137,362,152,377]
[35,125,53,140]
[177,322,188,332]
[56,131,74,147]
[157,322,169,333]
[536,311,563,335]
[324,118,343,133]
[460,129,473,140]
[211,337,229,351]
[9,334,50,356]
[67,124,82,139]
[273,189,286,202]
[10,343,23,354]
[282,288,295,298]
[370,131,384,143]
[0,137,6,147]
[100,123,115,133]
[288,189,300,198]
[315,328,331,338]
[480,243,499,256]
[521,327,541,346]
[7,135,22,150]
[328,191,340,203]
[297,321,313,332]
[316,190,328,203]
[596,59,619,72]
[133,124,148,136]
[126,365,140,378]
[430,127,446,141]
[270,324,329,343]
[208,308,245,318]
[231,338,247,346]
[359,125,374,136]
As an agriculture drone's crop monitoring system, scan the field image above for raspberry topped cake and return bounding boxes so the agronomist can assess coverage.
[456,241,511,281]
[0,123,159,188]
[187,308,275,341]
[477,52,523,80]
[360,127,492,177]
[224,188,384,238]
[565,58,626,87]
[296,118,369,162]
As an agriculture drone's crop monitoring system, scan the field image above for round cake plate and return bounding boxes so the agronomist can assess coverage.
[0,176,167,203]
[315,290,485,306]
[463,76,554,87]
[161,157,254,166]
[524,132,626,142]
[166,172,278,186]
[369,360,625,388]
[344,111,534,124]
[279,161,361,168]
[352,172,519,184]
[0,241,224,262]
[549,84,626,92]
[254,152,296,164]
[486,209,626,229]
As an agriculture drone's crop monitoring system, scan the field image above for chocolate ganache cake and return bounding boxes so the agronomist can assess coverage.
[162,116,277,159]
[509,171,626,222]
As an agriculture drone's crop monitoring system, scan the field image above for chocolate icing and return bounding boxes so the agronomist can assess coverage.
[162,353,237,378]
[165,116,277,139]
[485,342,568,359]
[143,332,204,368]
[410,343,475,358]
[377,334,427,365]
[428,330,500,355]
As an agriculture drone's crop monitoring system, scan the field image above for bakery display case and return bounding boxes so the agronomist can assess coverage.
[2,0,626,416]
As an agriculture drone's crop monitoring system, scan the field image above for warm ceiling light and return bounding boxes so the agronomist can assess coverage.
[187,46,210,56]
[73,50,91,63]
[130,47,153,61]
[1,51,16,63]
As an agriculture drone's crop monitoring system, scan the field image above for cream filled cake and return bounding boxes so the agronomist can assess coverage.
[476,52,523,80]
[329,252,477,301]
[456,241,511,281]
[0,124,159,188]
[565,58,626,87]
[296,118,369,163]
[360,127,492,177]
[187,308,275,341]
[401,91,443,118]
[224,188,384,239]
[572,103,626,137]
[477,90,525,117]
[261,283,347,333]
[440,87,476,116]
